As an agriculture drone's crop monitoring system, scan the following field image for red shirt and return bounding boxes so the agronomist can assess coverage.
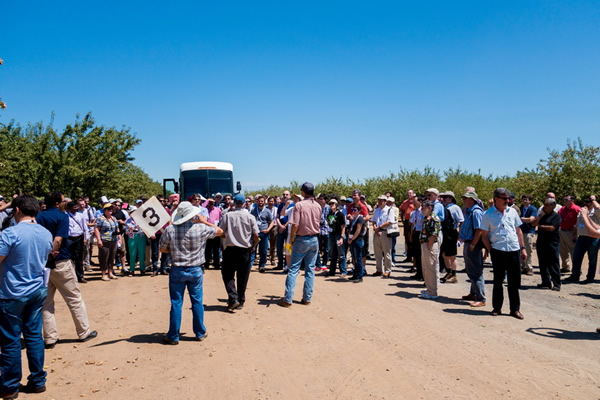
[558,204,580,230]
[399,199,415,220]
[346,202,368,217]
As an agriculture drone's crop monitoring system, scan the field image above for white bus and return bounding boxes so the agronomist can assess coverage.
[163,161,241,200]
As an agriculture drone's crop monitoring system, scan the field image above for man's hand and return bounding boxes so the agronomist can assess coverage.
[580,207,589,217]
[520,248,527,261]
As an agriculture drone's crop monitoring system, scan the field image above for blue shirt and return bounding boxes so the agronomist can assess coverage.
[0,221,53,299]
[459,204,484,241]
[433,200,445,222]
[410,207,424,231]
[519,205,538,234]
[36,207,71,260]
[251,205,274,231]
[481,206,523,252]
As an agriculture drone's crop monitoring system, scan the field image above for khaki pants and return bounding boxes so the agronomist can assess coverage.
[523,233,535,270]
[373,232,393,273]
[43,259,91,344]
[421,242,440,296]
[559,228,576,271]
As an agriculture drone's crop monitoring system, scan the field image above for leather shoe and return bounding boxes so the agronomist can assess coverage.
[300,299,311,305]
[491,309,501,316]
[20,383,46,394]
[0,389,18,399]
[163,336,179,345]
[45,340,58,350]
[227,301,241,311]
[470,301,486,307]
[510,310,524,320]
[196,333,208,342]
[536,283,552,289]
[462,293,476,301]
[277,299,292,308]
[372,271,383,277]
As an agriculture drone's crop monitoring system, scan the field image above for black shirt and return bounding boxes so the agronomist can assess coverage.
[536,212,560,247]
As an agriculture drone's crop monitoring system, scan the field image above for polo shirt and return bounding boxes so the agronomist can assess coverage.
[251,205,274,231]
[0,221,53,299]
[481,206,522,252]
[290,198,321,236]
[220,208,259,248]
[36,207,71,260]
[399,199,415,220]
[519,205,538,234]
[558,204,581,230]
[459,204,483,242]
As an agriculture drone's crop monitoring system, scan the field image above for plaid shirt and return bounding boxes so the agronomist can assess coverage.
[159,221,216,267]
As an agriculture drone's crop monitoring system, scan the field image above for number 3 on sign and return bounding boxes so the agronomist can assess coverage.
[131,196,171,237]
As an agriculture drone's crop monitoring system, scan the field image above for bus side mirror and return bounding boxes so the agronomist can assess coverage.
[236,181,242,191]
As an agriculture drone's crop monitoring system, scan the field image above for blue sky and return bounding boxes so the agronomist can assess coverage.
[2,1,599,190]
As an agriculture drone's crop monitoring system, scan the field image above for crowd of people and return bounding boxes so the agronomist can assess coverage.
[1,184,599,398]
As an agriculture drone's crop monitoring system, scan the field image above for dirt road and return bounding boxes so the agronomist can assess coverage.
[20,249,600,399]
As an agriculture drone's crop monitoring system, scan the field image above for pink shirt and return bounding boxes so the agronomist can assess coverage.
[206,206,222,224]
[290,198,321,236]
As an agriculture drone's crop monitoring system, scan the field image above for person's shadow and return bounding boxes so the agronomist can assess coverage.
[526,327,600,340]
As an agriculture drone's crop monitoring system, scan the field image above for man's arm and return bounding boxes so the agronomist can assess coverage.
[516,226,527,260]
[580,208,600,239]
[0,255,6,264]
[289,224,299,244]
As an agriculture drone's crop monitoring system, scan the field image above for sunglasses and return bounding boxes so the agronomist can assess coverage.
[496,196,510,201]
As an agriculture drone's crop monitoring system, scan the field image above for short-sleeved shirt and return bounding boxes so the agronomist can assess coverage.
[459,204,484,241]
[251,205,274,232]
[349,215,366,239]
[410,207,424,231]
[558,204,580,230]
[327,210,346,236]
[346,202,368,218]
[96,215,120,242]
[433,200,445,222]
[536,212,561,247]
[520,205,538,234]
[577,207,600,236]
[290,198,321,236]
[220,208,259,249]
[481,206,523,252]
[160,221,216,267]
[0,221,53,299]
[36,207,71,260]
[420,214,441,243]
[399,199,415,220]
[446,203,465,229]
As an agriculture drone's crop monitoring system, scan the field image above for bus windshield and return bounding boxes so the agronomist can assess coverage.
[181,169,234,200]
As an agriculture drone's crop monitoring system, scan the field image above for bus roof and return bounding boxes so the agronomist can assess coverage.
[180,161,234,172]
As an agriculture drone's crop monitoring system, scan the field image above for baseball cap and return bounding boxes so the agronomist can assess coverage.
[233,194,246,204]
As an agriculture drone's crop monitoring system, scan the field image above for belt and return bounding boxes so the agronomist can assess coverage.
[68,235,83,240]
[297,234,318,237]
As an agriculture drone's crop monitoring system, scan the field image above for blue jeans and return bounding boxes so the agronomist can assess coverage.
[571,235,600,280]
[276,230,287,268]
[167,266,206,341]
[250,232,269,269]
[328,233,347,274]
[351,238,365,278]
[315,234,330,267]
[463,242,485,301]
[284,236,318,303]
[0,287,47,392]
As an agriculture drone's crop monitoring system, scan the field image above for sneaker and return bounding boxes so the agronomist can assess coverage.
[196,333,208,342]
[420,292,438,300]
[227,301,241,311]
[80,330,98,342]
[445,276,458,284]
[352,277,363,283]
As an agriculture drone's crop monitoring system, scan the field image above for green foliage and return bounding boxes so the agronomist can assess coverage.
[0,113,161,205]
[247,139,600,208]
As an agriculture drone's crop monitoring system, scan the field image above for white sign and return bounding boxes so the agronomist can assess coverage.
[130,196,171,237]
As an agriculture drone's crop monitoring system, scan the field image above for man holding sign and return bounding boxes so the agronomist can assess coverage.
[130,196,171,276]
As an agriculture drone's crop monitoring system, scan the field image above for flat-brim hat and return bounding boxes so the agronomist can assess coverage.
[462,191,479,201]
